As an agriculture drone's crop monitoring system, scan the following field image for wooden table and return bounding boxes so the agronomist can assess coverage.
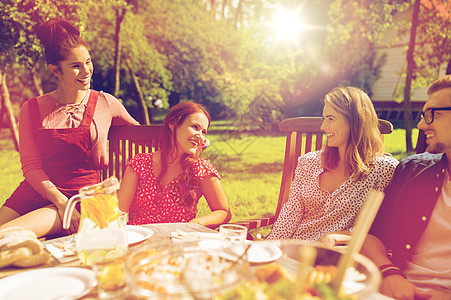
[1,224,390,300]
[0,223,218,298]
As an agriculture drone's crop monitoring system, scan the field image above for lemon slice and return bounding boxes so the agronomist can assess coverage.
[97,262,126,290]
[81,249,108,266]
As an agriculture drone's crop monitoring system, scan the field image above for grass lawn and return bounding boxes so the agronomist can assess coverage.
[0,124,418,236]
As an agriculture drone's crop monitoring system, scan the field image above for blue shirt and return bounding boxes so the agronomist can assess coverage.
[370,152,447,269]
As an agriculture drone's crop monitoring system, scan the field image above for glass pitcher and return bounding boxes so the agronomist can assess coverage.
[63,176,128,266]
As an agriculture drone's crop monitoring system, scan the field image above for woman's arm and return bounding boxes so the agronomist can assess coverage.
[117,166,139,213]
[19,101,56,197]
[19,101,81,231]
[189,176,231,228]
[102,92,139,125]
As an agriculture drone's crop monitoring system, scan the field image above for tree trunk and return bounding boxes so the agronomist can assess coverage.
[113,8,127,97]
[0,70,19,151]
[126,60,151,125]
[235,0,243,28]
[403,0,420,153]
[221,0,227,19]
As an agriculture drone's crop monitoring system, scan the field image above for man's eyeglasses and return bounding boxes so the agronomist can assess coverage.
[421,107,451,124]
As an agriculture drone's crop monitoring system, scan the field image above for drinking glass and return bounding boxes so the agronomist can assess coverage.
[219,224,248,243]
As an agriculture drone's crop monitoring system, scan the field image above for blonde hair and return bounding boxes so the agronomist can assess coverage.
[321,86,385,180]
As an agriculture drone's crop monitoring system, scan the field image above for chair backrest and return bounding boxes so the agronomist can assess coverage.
[275,117,393,220]
[101,125,164,180]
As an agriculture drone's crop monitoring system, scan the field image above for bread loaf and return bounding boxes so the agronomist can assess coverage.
[0,247,33,268]
[0,227,37,240]
[13,251,51,268]
[0,236,43,254]
[0,227,49,269]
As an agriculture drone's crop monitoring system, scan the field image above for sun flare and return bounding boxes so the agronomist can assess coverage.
[270,8,304,43]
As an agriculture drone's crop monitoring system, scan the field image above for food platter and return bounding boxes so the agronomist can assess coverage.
[127,244,249,299]
[126,240,381,299]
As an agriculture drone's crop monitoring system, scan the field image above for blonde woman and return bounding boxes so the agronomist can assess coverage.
[267,86,398,243]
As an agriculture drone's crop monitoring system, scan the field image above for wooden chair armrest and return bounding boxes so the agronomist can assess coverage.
[229,215,277,230]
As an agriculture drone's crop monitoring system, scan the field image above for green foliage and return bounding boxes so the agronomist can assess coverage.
[414,1,451,81]
[0,129,24,207]
[1,0,449,128]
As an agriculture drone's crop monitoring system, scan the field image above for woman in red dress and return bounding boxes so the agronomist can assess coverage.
[118,102,231,228]
[0,19,138,237]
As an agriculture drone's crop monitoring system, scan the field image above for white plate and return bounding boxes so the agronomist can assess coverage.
[247,242,282,264]
[126,225,153,245]
[0,267,96,300]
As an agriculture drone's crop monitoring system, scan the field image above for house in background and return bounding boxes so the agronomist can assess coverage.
[371,8,448,122]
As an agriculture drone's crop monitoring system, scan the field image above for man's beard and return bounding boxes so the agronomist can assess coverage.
[426,142,445,154]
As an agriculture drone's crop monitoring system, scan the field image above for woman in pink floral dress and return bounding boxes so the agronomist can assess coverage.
[118,102,231,228]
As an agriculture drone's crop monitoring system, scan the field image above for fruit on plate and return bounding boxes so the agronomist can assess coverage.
[219,264,356,300]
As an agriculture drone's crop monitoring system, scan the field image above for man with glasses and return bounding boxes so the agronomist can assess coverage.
[362,75,451,300]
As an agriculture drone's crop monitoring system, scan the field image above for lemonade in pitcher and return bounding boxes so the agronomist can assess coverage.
[63,176,128,298]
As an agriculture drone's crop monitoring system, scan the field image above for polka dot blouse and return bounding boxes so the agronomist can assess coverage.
[126,153,220,225]
[267,150,398,241]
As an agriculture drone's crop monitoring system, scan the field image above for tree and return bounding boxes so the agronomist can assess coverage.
[269,1,409,117]
[0,16,20,149]
[403,0,421,153]
[401,0,451,152]
[138,0,281,122]
[113,5,127,97]
[0,0,83,148]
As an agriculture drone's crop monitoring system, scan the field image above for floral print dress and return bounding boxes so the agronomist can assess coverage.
[267,150,398,241]
[126,153,220,225]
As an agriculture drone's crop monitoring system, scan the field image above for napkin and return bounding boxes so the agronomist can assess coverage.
[170,229,220,241]
[44,236,78,263]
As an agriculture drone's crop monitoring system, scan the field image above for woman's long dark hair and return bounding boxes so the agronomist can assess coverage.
[158,102,211,206]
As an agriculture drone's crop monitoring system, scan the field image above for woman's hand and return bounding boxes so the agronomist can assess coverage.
[195,137,210,156]
[46,187,80,233]
[202,138,210,150]
[318,230,352,247]
[55,202,80,234]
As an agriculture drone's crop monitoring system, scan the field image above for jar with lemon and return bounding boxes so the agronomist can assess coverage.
[63,176,128,298]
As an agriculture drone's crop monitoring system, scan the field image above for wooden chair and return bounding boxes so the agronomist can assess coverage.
[101,125,164,181]
[232,117,393,234]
